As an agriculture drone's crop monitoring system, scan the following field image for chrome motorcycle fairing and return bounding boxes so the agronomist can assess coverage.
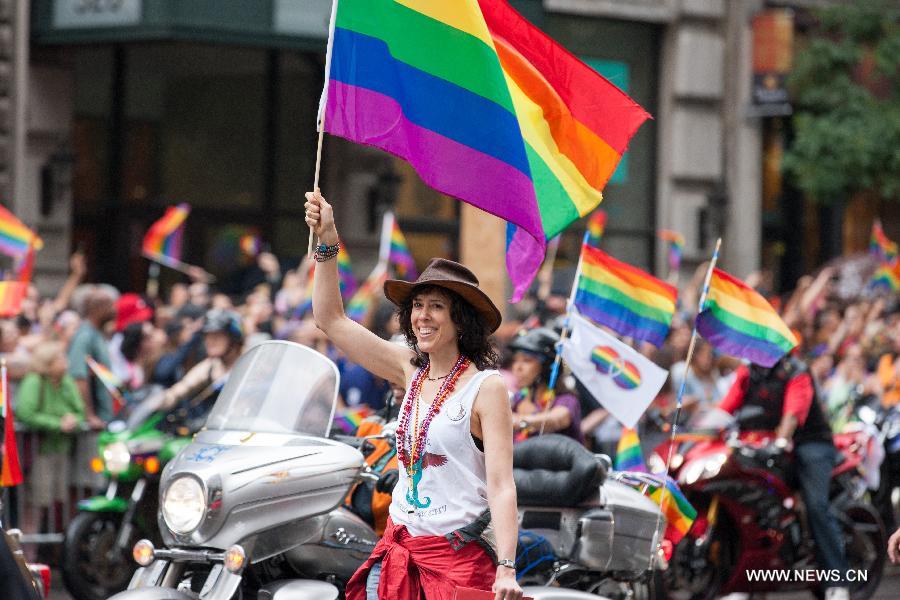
[160,432,365,553]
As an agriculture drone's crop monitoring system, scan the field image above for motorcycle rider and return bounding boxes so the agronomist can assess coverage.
[508,327,584,443]
[158,309,244,411]
[719,354,850,600]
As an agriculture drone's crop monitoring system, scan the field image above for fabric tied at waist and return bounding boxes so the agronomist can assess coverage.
[346,517,495,600]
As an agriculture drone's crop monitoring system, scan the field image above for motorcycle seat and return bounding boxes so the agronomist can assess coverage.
[513,434,606,507]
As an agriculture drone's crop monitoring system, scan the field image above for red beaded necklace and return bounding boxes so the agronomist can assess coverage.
[396,355,470,474]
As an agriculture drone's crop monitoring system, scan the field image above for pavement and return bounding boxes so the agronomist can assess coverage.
[46,562,900,599]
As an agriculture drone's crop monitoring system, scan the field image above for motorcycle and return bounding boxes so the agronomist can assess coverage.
[111,341,665,600]
[109,340,377,599]
[63,385,214,600]
[511,434,669,600]
[649,408,885,600]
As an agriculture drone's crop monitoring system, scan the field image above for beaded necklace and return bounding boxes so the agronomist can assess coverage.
[396,355,470,481]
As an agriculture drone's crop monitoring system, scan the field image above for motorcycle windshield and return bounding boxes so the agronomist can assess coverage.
[204,341,338,436]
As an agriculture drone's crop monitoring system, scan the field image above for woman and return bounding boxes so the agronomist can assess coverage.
[507,327,583,444]
[306,191,522,600]
[15,340,85,533]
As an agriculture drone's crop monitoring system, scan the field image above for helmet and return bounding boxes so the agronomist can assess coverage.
[202,309,244,343]
[508,327,560,365]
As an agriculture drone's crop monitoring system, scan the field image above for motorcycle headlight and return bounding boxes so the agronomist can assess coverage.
[162,476,206,534]
[102,441,131,475]
[679,453,727,485]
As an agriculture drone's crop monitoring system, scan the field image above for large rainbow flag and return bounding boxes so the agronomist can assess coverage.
[0,204,43,258]
[321,0,649,302]
[696,268,798,368]
[573,244,677,347]
[142,204,190,263]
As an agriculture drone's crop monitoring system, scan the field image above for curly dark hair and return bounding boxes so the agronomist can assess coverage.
[397,284,500,371]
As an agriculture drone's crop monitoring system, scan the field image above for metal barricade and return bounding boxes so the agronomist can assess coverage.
[1,425,101,546]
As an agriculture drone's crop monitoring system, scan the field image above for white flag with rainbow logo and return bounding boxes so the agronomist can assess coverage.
[561,311,668,429]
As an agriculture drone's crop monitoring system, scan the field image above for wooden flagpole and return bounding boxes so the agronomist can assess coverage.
[307,0,340,258]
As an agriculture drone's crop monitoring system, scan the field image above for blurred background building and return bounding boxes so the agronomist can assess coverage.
[3,0,883,312]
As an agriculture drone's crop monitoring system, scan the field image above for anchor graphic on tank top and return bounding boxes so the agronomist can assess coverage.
[406,452,448,509]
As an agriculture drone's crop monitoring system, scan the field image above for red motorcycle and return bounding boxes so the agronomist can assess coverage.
[648,408,885,600]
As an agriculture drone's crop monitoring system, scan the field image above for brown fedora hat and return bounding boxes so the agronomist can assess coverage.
[384,258,502,333]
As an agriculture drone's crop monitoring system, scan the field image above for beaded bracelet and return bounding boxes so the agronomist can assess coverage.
[314,241,340,262]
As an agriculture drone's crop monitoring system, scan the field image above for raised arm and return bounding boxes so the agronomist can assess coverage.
[305,191,413,387]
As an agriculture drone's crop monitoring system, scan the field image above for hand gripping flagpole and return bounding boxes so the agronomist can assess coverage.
[648,237,721,570]
[307,0,340,258]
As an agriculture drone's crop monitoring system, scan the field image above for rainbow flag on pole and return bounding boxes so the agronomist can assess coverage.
[696,268,798,368]
[321,0,649,302]
[142,204,190,262]
[0,204,43,257]
[648,476,696,543]
[586,209,607,247]
[658,229,685,273]
[614,427,647,472]
[0,282,27,318]
[337,246,358,298]
[573,244,677,347]
[1,360,22,487]
[870,220,898,263]
[388,216,418,280]
[347,263,389,322]
[871,262,900,291]
[86,356,126,414]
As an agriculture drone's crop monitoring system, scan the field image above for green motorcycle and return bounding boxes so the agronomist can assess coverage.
[61,388,198,600]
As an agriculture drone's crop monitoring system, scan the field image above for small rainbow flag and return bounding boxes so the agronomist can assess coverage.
[1,361,22,487]
[658,229,685,273]
[614,427,647,472]
[347,264,389,322]
[871,262,900,291]
[0,282,27,318]
[648,476,696,543]
[697,268,798,368]
[86,357,126,414]
[0,204,43,258]
[388,217,418,280]
[870,220,898,263]
[333,406,372,435]
[574,244,677,347]
[142,204,190,262]
[586,210,607,247]
[337,246,358,299]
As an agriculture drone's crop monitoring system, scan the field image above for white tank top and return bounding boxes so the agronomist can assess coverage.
[389,368,501,537]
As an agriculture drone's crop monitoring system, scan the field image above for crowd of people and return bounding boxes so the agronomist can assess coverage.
[3,215,900,594]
